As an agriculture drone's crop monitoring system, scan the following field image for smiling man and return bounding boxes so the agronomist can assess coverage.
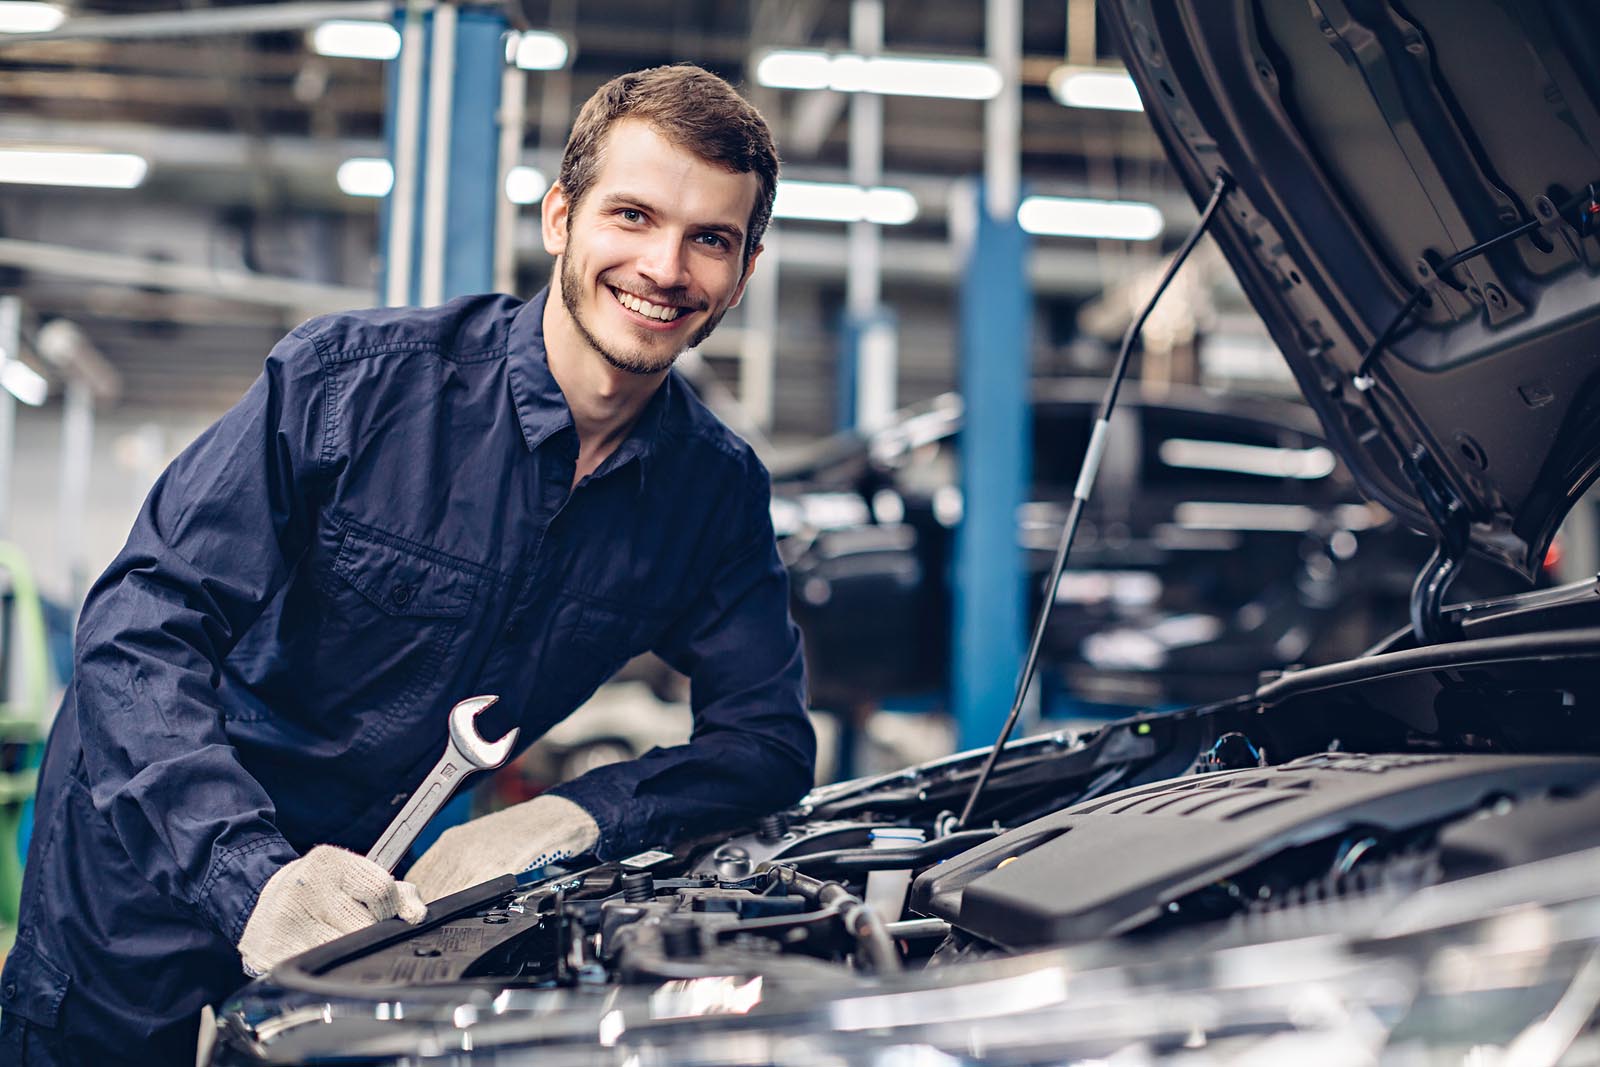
[0,66,813,1065]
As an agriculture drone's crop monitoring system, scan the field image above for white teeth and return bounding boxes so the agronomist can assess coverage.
[613,288,682,322]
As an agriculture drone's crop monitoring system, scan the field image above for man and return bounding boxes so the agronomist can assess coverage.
[0,65,813,1064]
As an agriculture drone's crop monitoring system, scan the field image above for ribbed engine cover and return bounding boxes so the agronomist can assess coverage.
[911,752,1600,948]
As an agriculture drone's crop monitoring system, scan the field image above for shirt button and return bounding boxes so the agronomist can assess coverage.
[3,981,15,999]
[390,583,414,607]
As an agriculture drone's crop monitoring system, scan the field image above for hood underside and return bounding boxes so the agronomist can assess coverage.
[1103,0,1600,579]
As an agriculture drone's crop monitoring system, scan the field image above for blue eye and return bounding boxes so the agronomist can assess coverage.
[620,208,644,223]
[695,233,730,250]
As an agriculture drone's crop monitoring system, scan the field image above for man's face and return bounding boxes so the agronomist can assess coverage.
[543,119,762,376]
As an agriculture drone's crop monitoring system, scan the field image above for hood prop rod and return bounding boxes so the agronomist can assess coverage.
[1400,443,1470,643]
[956,173,1233,830]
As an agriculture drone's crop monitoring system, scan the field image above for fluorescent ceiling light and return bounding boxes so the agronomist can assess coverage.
[1158,439,1336,479]
[757,49,1001,100]
[311,20,400,61]
[0,149,147,189]
[1175,501,1383,533]
[1017,195,1163,241]
[505,166,547,205]
[1047,65,1144,112]
[0,357,47,406]
[772,181,918,225]
[0,2,64,33]
[336,157,393,198]
[510,31,568,71]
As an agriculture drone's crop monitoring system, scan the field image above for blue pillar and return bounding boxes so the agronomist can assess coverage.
[952,182,1031,751]
[380,4,506,306]
[836,309,897,432]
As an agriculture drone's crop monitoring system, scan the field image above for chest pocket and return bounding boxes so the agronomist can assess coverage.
[334,527,477,617]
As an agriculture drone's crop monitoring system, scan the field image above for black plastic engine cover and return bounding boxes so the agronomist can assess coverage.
[912,752,1600,948]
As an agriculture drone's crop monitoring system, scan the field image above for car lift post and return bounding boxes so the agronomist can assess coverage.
[953,0,1030,751]
[380,1,506,308]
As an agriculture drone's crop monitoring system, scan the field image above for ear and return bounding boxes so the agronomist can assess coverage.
[541,183,572,256]
[728,243,764,308]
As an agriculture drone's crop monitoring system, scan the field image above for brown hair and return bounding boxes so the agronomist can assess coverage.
[557,65,779,263]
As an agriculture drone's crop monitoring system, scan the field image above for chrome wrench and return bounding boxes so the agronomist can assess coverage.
[366,695,519,872]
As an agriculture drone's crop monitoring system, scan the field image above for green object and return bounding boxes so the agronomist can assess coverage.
[0,543,56,957]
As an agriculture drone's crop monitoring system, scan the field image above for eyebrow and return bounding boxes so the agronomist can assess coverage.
[597,192,746,247]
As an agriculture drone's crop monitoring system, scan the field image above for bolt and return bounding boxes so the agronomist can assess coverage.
[757,813,790,842]
[621,870,655,904]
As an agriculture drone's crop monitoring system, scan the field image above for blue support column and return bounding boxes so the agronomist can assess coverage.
[381,4,506,306]
[836,309,897,433]
[952,181,1032,751]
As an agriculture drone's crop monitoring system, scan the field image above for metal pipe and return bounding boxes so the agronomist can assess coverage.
[884,917,951,939]
[385,3,430,307]
[0,238,373,312]
[419,1,457,306]
[494,57,528,294]
[847,0,893,433]
[0,1,391,45]
[58,381,92,603]
[985,0,1022,221]
[0,297,17,540]
[738,226,779,431]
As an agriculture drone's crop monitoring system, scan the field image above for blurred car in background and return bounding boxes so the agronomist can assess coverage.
[773,382,1542,714]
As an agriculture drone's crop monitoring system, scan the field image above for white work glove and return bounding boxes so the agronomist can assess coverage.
[237,845,427,977]
[406,794,599,901]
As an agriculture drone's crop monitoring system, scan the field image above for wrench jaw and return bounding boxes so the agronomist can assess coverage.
[447,695,520,770]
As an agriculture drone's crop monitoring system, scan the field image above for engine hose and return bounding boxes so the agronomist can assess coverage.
[843,902,902,974]
[775,829,1001,876]
[769,865,903,974]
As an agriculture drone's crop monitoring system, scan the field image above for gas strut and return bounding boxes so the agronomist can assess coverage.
[956,172,1234,830]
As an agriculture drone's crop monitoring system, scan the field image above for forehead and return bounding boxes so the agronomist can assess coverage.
[585,119,758,230]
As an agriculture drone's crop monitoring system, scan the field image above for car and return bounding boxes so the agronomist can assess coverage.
[773,382,1547,714]
[207,4,1600,1063]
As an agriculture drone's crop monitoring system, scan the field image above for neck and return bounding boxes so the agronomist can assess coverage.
[542,282,665,466]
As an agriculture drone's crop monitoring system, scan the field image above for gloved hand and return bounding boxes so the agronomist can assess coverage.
[237,845,427,977]
[405,794,599,901]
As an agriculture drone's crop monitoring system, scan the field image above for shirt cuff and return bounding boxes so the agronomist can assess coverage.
[545,781,632,861]
[198,833,301,944]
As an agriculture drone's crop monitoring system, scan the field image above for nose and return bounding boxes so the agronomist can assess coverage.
[637,230,690,291]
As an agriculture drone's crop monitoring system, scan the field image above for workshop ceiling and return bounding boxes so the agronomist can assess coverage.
[0,0,1183,414]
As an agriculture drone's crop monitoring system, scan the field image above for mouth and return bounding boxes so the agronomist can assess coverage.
[608,285,692,327]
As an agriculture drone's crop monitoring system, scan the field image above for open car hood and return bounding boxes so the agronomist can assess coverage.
[1102,0,1600,580]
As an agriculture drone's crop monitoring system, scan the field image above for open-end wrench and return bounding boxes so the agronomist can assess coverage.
[366,695,519,872]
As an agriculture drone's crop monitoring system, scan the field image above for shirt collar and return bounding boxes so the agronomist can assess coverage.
[507,285,674,490]
[507,286,575,453]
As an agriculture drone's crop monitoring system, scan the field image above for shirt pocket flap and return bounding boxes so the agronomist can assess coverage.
[0,938,71,1027]
[334,527,475,618]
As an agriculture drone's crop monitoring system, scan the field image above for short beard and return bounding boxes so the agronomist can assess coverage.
[559,253,728,376]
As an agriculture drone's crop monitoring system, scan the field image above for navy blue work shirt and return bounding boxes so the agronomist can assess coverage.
[2,287,812,1058]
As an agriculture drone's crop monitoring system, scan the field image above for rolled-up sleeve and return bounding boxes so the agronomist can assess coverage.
[550,462,814,859]
[72,327,328,942]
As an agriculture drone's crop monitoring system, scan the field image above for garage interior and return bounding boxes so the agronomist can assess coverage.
[3,0,1600,988]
